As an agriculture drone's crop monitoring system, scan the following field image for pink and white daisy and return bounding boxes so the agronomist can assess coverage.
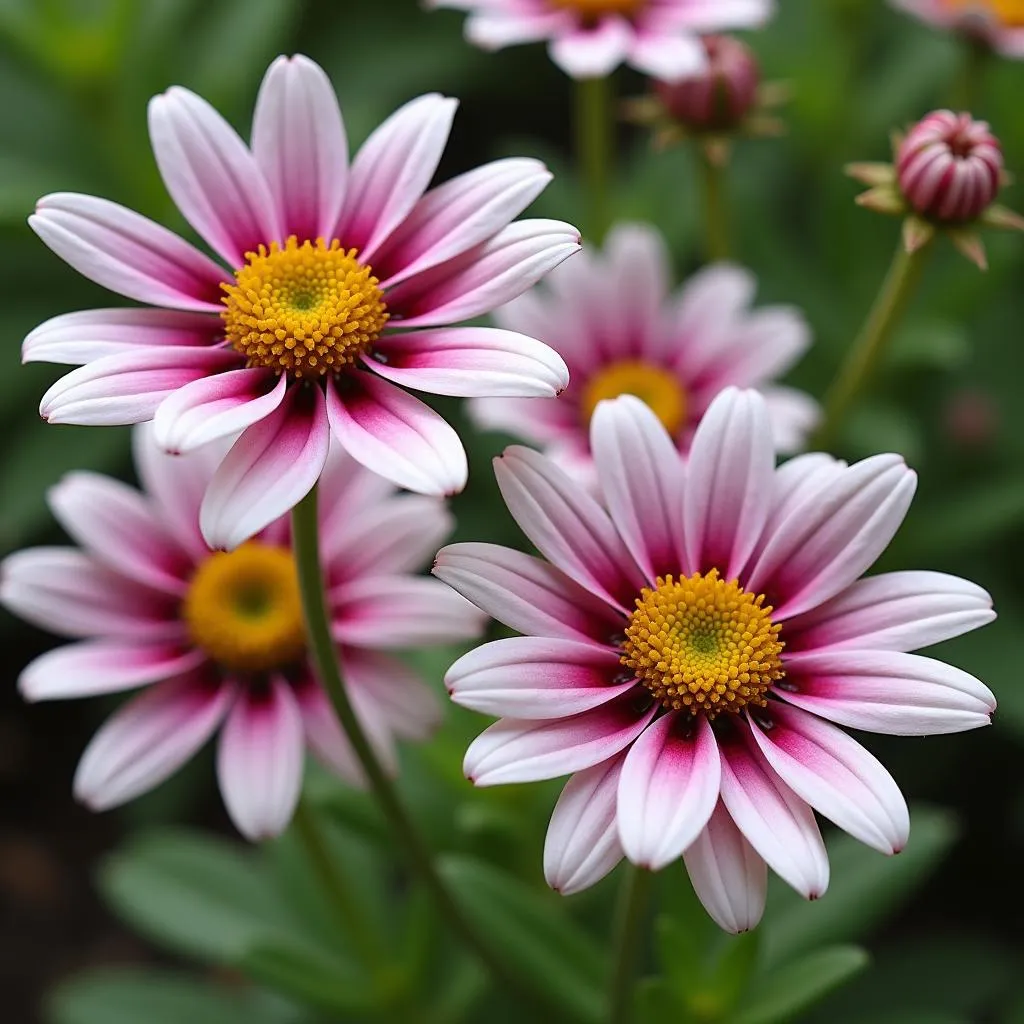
[434,388,996,931]
[26,55,576,550]
[0,427,484,840]
[428,0,775,80]
[470,223,818,472]
[892,0,1024,57]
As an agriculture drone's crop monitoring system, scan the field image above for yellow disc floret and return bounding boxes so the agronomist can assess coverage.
[581,360,688,435]
[621,570,785,718]
[947,0,1024,25]
[183,543,306,674]
[222,236,389,378]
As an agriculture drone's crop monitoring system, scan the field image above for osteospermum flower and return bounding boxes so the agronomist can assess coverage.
[428,0,775,80]
[0,428,484,840]
[434,388,996,931]
[26,55,576,550]
[892,1,1024,57]
[470,223,817,469]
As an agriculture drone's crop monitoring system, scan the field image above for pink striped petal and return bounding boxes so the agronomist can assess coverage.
[74,674,233,810]
[759,452,846,546]
[367,326,568,398]
[684,388,775,581]
[148,86,281,267]
[375,158,552,288]
[0,548,179,640]
[786,571,995,654]
[590,395,684,582]
[20,641,205,702]
[251,55,348,243]
[200,383,330,550]
[342,646,442,742]
[39,346,242,425]
[683,802,767,934]
[445,637,629,719]
[494,445,645,611]
[217,678,305,840]
[719,730,829,899]
[325,372,467,496]
[702,307,811,391]
[29,193,228,310]
[748,703,909,855]
[387,219,581,329]
[337,94,458,260]
[333,575,485,648]
[617,713,721,870]
[23,308,222,366]
[746,454,917,620]
[598,223,672,353]
[153,367,284,453]
[779,650,996,735]
[464,689,657,786]
[544,754,626,895]
[549,19,632,78]
[432,542,624,643]
[49,471,191,595]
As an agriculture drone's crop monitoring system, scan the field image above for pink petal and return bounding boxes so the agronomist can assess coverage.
[761,452,846,542]
[24,308,222,366]
[48,471,192,595]
[333,575,486,648]
[544,754,626,895]
[651,0,773,31]
[464,688,657,786]
[74,673,233,810]
[617,713,721,870]
[39,346,242,426]
[20,641,205,701]
[778,650,996,736]
[337,94,457,260]
[628,30,705,80]
[465,10,569,49]
[494,445,645,611]
[445,636,630,719]
[200,383,330,550]
[684,387,775,580]
[29,193,228,310]
[549,18,632,78]
[432,541,624,643]
[590,394,683,582]
[375,158,553,288]
[719,729,830,899]
[386,219,581,329]
[683,801,767,934]
[367,326,568,398]
[759,386,821,455]
[749,703,909,855]
[786,571,995,654]
[467,393,577,449]
[0,548,179,640]
[251,55,348,243]
[700,307,811,392]
[217,678,305,840]
[153,367,285,453]
[325,372,467,496]
[148,86,281,267]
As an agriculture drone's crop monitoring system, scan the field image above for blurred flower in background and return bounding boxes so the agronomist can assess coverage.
[892,0,1024,56]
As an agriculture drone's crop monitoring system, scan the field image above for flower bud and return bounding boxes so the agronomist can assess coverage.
[897,110,1003,223]
[654,35,759,132]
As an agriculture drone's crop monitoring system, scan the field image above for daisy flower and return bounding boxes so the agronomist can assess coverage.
[434,388,995,931]
[470,223,818,473]
[26,54,575,550]
[428,0,775,80]
[892,0,1024,56]
[0,428,484,840]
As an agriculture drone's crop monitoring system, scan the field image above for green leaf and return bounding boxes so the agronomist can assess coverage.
[634,977,688,1024]
[437,854,607,1024]
[728,946,869,1024]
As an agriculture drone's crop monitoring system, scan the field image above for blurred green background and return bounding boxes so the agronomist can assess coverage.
[1,0,1023,1021]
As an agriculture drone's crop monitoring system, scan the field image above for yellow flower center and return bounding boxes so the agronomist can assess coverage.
[622,571,785,718]
[183,543,306,674]
[581,360,687,435]
[551,0,645,17]
[948,0,1024,25]
[221,236,389,379]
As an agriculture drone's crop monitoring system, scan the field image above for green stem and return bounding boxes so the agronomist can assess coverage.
[698,143,730,262]
[953,38,988,112]
[575,75,613,243]
[290,485,530,1005]
[813,239,931,451]
[608,867,652,1024]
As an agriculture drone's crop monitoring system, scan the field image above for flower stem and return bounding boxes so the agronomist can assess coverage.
[698,142,730,262]
[576,75,613,242]
[607,866,652,1024]
[290,485,527,1003]
[814,239,931,451]
[953,38,988,112]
